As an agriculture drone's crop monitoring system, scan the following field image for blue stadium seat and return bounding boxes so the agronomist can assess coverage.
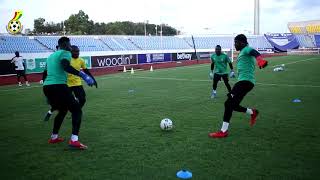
[295,34,316,48]
[183,36,272,49]
[36,36,112,51]
[129,36,192,50]
[0,35,273,54]
[110,37,140,50]
[0,36,51,53]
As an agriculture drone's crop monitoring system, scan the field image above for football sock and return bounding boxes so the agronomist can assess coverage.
[221,122,229,132]
[246,108,253,115]
[48,110,53,115]
[71,134,78,142]
[51,134,58,140]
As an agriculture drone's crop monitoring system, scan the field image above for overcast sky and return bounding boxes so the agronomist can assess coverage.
[0,0,319,34]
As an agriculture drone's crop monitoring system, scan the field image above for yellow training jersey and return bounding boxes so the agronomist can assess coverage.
[67,57,86,87]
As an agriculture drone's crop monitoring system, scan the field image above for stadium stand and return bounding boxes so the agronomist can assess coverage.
[295,34,316,48]
[184,36,232,49]
[36,36,111,51]
[315,35,320,47]
[129,36,192,50]
[288,20,320,48]
[101,36,140,50]
[0,35,276,54]
[247,36,273,49]
[306,24,320,34]
[288,26,304,34]
[0,36,51,53]
[183,36,272,49]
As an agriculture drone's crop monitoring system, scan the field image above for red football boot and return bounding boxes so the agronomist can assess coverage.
[250,109,259,127]
[48,137,64,144]
[68,140,88,150]
[208,131,228,138]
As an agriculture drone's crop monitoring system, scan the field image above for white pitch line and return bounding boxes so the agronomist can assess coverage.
[0,85,42,92]
[1,58,319,93]
[118,76,320,88]
[272,57,319,67]
[255,82,320,88]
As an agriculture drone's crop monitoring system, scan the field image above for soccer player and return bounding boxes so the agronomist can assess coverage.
[43,45,97,121]
[43,37,95,149]
[209,34,268,138]
[68,45,97,106]
[11,51,30,86]
[210,45,234,98]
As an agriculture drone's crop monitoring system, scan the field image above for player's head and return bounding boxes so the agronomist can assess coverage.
[58,37,71,51]
[15,51,19,57]
[71,45,80,58]
[234,34,248,51]
[215,45,222,55]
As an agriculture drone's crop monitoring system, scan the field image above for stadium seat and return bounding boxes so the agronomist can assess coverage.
[129,36,192,50]
[295,34,316,48]
[0,35,273,54]
[36,36,112,51]
[0,36,51,54]
[100,36,139,51]
[183,36,272,49]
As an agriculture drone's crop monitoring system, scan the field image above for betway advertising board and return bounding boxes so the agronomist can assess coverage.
[172,52,197,61]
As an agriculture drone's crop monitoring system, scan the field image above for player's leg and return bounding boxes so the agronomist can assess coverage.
[43,85,67,143]
[17,71,22,86]
[52,108,68,138]
[43,107,56,121]
[209,83,241,138]
[230,81,258,126]
[22,71,30,86]
[209,81,255,138]
[71,86,86,108]
[211,74,220,98]
[222,81,255,126]
[222,74,232,93]
[65,88,87,149]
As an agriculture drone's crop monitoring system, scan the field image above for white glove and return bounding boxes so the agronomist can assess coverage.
[209,71,214,80]
[229,70,235,78]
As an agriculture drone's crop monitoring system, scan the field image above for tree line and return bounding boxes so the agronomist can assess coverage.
[32,10,178,36]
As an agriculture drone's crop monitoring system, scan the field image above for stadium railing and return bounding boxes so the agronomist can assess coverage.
[287,48,320,55]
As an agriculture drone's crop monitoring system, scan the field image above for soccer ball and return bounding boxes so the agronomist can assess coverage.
[160,118,173,131]
[8,20,22,34]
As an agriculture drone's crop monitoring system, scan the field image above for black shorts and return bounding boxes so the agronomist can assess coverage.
[228,81,254,100]
[16,70,25,77]
[43,84,79,111]
[69,86,86,100]
[214,73,228,82]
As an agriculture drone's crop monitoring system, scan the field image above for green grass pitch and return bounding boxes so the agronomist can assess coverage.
[0,55,320,180]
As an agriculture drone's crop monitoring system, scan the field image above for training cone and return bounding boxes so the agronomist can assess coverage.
[176,170,192,179]
[292,99,301,103]
[123,66,127,72]
[131,67,134,74]
[150,65,154,72]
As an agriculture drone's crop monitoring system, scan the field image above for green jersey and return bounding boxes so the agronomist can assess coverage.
[237,46,256,84]
[211,53,231,75]
[43,50,72,86]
